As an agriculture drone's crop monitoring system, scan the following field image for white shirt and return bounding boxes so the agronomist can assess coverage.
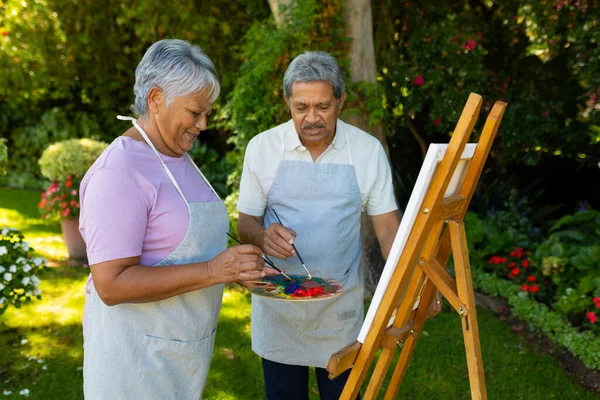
[238,119,398,217]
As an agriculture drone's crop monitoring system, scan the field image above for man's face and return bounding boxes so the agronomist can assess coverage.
[288,81,345,149]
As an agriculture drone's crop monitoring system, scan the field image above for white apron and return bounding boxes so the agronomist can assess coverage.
[251,126,364,368]
[83,117,229,399]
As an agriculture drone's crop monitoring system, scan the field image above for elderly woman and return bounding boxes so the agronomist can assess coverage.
[80,39,277,399]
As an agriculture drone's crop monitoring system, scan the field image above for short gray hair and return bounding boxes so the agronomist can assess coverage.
[132,39,220,116]
[283,51,345,101]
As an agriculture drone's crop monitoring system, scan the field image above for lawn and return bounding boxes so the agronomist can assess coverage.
[0,187,597,399]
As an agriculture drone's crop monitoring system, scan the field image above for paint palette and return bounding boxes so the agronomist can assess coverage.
[248,274,342,301]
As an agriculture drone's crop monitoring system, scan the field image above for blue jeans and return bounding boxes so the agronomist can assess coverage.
[262,358,361,400]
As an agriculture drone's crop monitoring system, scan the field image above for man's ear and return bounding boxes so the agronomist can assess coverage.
[147,87,164,114]
[282,92,290,109]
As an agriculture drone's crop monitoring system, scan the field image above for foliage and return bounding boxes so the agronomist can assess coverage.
[221,0,349,191]
[533,209,600,321]
[0,0,270,189]
[188,142,231,199]
[38,138,108,181]
[372,0,600,215]
[474,269,600,370]
[1,107,102,189]
[38,175,82,220]
[0,227,47,315]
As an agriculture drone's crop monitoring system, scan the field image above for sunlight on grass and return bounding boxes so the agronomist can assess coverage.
[3,272,87,329]
[0,189,69,261]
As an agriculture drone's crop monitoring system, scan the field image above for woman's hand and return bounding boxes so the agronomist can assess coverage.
[208,244,269,283]
[263,223,296,259]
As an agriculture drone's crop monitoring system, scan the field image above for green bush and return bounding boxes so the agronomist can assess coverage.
[533,210,600,319]
[474,269,600,370]
[38,138,108,181]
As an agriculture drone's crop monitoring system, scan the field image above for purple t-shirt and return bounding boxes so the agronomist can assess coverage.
[80,136,218,335]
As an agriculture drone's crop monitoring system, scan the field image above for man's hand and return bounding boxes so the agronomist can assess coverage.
[263,223,296,259]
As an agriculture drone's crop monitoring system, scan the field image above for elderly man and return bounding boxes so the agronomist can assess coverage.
[237,51,400,400]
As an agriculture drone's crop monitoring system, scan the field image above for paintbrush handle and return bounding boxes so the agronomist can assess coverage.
[226,232,286,275]
[272,209,307,266]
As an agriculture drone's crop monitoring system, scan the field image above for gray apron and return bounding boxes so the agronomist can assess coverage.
[251,125,364,368]
[83,117,229,399]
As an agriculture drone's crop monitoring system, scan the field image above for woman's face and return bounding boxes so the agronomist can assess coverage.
[153,89,213,157]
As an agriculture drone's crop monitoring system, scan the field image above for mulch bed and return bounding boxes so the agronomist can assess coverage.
[474,291,600,395]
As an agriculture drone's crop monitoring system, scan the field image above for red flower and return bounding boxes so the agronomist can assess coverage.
[509,262,516,267]
[522,259,530,268]
[510,248,524,258]
[60,202,67,208]
[1,30,8,37]
[593,297,600,304]
[70,200,76,207]
[511,268,520,276]
[489,255,504,264]
[529,285,539,293]
[508,274,515,280]
[587,312,597,324]
[66,180,73,188]
[521,284,528,291]
[527,275,536,282]
[61,208,71,217]
[412,75,424,86]
[433,117,442,126]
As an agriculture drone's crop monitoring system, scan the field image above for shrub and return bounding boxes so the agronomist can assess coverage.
[38,138,108,181]
[0,227,47,315]
[533,210,600,320]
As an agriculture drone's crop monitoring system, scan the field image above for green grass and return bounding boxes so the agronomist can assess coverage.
[1,187,597,399]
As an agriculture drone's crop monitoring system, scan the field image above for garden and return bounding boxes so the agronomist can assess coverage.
[1,0,600,399]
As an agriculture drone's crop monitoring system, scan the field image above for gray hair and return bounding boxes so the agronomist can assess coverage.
[132,39,220,116]
[283,51,345,101]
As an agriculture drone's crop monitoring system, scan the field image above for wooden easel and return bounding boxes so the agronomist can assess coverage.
[327,93,507,399]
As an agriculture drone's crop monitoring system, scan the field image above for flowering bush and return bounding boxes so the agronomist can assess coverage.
[487,247,555,304]
[38,174,82,220]
[0,227,47,314]
[37,138,106,220]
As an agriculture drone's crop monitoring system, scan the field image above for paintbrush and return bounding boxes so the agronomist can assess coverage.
[226,232,292,280]
[271,209,312,279]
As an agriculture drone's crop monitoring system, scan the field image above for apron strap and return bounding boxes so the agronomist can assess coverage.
[116,115,221,201]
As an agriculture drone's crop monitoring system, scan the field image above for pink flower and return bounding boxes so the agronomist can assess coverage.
[412,75,424,86]
[464,39,477,52]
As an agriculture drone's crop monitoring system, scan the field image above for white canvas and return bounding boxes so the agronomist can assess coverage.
[357,143,478,343]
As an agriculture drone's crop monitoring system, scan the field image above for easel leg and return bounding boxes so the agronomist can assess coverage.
[449,220,487,400]
[363,270,428,399]
[384,278,438,400]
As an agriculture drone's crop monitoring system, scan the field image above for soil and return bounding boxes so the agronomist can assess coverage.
[474,291,600,396]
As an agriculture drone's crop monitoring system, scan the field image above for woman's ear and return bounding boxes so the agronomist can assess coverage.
[147,87,164,114]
